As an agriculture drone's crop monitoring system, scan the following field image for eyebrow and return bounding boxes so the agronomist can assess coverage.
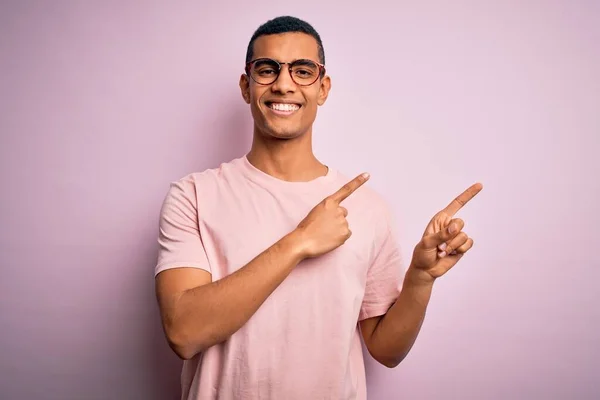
[252,57,318,65]
[254,59,276,65]
[291,59,318,66]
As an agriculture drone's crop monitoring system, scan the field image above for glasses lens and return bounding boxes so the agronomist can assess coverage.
[290,60,320,85]
[250,59,280,84]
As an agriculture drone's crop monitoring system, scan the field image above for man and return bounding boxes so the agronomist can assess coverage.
[155,15,482,400]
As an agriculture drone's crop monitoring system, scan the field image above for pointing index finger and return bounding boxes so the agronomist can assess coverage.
[442,182,483,216]
[329,173,370,203]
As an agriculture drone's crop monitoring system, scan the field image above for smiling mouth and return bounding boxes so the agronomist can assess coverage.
[266,102,301,115]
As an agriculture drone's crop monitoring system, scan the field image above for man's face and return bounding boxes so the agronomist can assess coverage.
[240,32,331,140]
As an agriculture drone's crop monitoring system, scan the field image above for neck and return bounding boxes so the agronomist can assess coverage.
[247,128,328,182]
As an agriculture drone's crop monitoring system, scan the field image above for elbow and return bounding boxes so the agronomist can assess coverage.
[366,340,409,368]
[165,331,197,360]
[164,321,224,360]
[371,351,404,369]
[164,324,206,361]
[380,358,401,369]
[169,340,198,361]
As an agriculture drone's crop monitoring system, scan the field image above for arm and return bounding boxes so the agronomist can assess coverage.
[360,183,482,367]
[156,230,304,360]
[156,173,370,360]
[359,267,433,368]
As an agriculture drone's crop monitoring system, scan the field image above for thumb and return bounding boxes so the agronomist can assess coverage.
[422,221,461,249]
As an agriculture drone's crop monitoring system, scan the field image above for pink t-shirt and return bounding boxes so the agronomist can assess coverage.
[156,155,405,400]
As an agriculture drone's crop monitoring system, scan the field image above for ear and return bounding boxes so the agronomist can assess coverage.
[239,74,251,104]
[317,75,331,106]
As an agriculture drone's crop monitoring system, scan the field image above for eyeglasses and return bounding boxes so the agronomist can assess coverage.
[245,58,326,86]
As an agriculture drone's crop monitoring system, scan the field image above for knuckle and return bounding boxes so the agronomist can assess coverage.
[422,236,434,248]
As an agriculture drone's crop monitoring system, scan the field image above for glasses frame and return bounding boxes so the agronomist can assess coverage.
[245,58,326,87]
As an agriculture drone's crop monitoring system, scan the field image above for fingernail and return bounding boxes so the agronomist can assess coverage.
[448,224,457,234]
[438,251,446,258]
[362,173,370,179]
[438,243,447,251]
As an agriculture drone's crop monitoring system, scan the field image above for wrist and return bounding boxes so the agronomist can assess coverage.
[404,264,436,289]
[281,228,309,262]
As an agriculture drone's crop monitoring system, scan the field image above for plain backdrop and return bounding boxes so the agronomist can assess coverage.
[1,1,599,399]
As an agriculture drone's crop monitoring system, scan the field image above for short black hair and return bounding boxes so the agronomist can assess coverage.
[245,16,325,65]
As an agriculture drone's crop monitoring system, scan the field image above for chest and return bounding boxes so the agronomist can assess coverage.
[198,185,376,286]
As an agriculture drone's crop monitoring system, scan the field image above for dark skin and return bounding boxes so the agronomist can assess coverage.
[240,33,330,141]
[239,32,331,182]
[359,182,482,367]
[155,31,483,367]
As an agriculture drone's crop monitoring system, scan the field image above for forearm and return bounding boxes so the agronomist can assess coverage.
[371,266,435,367]
[170,230,305,358]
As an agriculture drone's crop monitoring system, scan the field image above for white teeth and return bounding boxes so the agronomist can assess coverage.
[270,103,299,111]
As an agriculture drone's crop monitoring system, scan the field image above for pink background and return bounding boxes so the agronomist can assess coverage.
[1,1,598,399]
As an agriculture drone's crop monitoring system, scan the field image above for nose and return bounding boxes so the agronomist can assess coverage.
[270,63,296,94]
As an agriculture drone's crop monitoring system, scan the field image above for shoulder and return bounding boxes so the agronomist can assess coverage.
[164,158,244,198]
[160,157,245,211]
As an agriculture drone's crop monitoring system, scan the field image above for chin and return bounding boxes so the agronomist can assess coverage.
[259,122,307,140]
[267,130,304,140]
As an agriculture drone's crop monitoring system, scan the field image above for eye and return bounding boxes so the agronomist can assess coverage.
[290,60,319,80]
[256,67,277,76]
[252,59,280,77]
[294,68,315,78]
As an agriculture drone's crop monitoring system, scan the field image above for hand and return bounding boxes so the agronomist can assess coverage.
[410,183,483,283]
[295,173,370,259]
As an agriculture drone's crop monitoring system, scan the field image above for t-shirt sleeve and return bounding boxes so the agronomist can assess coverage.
[155,176,211,277]
[359,205,405,321]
